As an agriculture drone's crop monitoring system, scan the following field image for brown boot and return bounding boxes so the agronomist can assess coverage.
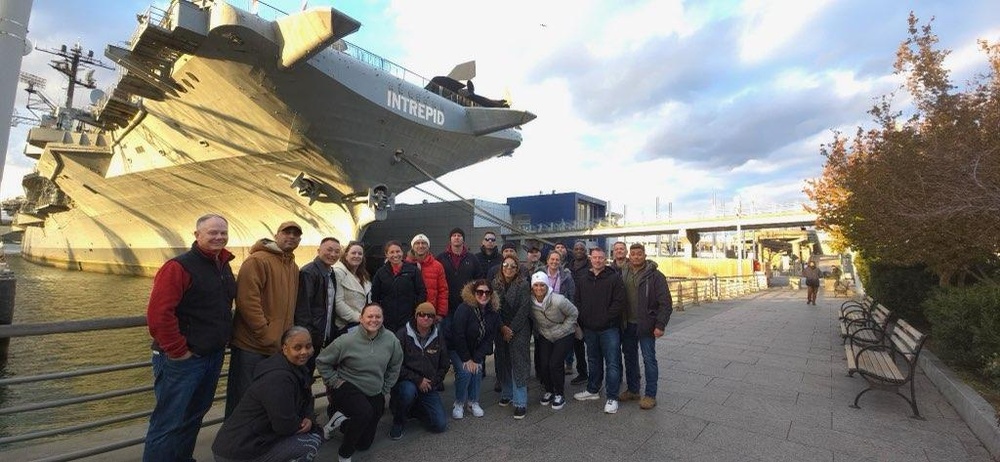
[639,396,657,410]
[619,390,641,402]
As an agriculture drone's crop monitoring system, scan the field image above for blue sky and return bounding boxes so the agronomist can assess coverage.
[4,0,999,221]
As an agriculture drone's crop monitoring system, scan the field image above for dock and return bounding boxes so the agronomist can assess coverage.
[6,288,995,461]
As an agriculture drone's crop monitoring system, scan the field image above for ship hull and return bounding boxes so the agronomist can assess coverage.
[17,1,531,275]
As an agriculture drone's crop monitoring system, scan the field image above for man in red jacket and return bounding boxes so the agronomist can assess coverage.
[144,214,236,462]
[407,233,449,321]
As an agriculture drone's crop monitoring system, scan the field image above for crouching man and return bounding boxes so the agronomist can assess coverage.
[388,302,450,439]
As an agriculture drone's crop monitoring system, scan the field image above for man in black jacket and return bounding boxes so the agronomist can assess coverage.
[619,243,672,410]
[389,303,450,440]
[572,247,627,415]
[294,237,342,376]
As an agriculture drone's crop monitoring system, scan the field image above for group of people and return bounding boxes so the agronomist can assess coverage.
[142,216,673,462]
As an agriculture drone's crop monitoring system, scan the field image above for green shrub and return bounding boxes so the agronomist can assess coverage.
[860,261,938,327]
[924,282,1000,377]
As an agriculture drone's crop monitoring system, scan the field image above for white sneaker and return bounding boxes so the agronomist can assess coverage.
[452,403,464,419]
[338,457,351,462]
[323,411,348,440]
[468,402,485,417]
[604,399,619,414]
[574,390,601,401]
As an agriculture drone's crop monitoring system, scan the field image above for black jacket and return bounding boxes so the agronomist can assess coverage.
[624,261,673,336]
[436,248,484,315]
[212,353,315,460]
[476,247,502,273]
[575,266,627,331]
[395,321,450,389]
[295,257,336,349]
[447,283,500,364]
[371,261,427,333]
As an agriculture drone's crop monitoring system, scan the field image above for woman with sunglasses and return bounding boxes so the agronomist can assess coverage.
[446,279,500,419]
[493,255,532,419]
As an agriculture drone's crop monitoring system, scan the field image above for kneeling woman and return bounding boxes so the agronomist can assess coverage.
[316,303,403,462]
[212,326,322,462]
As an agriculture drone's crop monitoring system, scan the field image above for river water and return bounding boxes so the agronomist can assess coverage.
[0,252,158,448]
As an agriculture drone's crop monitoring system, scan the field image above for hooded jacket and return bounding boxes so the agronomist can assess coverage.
[316,324,403,396]
[211,353,314,460]
[622,260,673,336]
[395,321,449,389]
[232,239,299,355]
[407,250,449,317]
[574,266,627,331]
[531,289,579,342]
[446,282,500,364]
[371,260,427,333]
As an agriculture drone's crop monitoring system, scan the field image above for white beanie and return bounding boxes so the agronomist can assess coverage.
[411,233,429,247]
[531,271,549,288]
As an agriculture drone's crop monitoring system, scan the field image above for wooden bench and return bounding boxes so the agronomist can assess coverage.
[840,303,894,346]
[839,294,875,322]
[845,318,928,418]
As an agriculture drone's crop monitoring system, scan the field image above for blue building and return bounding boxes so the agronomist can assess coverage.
[507,192,609,251]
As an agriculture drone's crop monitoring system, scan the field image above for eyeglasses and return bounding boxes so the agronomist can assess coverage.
[416,312,436,318]
[475,289,492,296]
[502,263,517,268]
[484,237,496,242]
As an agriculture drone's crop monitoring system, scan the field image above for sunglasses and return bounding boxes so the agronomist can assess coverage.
[502,263,517,268]
[416,312,436,318]
[484,237,496,242]
[475,289,492,296]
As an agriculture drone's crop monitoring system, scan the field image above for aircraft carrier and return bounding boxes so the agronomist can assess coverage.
[8,0,535,276]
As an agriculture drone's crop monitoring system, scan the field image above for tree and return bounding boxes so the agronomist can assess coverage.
[805,13,1000,286]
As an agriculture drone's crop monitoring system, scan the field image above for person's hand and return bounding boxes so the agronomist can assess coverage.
[419,378,432,393]
[501,325,513,342]
[296,417,312,434]
[653,328,664,338]
[463,360,479,374]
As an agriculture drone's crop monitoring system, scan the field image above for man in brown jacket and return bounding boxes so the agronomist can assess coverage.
[225,221,302,417]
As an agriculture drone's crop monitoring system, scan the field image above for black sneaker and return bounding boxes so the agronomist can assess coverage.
[551,395,566,410]
[540,392,553,406]
[389,423,403,440]
[513,406,527,419]
[570,374,589,386]
[499,398,512,407]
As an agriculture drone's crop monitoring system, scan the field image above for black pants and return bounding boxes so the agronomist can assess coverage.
[538,334,575,396]
[574,337,587,376]
[330,381,385,458]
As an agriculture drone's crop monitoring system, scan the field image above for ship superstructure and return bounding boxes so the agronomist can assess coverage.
[12,0,535,275]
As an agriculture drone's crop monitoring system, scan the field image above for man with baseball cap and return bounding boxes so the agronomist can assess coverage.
[226,220,302,417]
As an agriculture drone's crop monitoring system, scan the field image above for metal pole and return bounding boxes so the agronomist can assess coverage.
[0,0,34,184]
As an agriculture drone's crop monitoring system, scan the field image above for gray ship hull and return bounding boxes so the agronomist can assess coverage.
[16,1,533,275]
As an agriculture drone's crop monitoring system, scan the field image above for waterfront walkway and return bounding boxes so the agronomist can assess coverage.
[9,288,994,461]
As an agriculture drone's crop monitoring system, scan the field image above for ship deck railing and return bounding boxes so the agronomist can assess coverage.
[0,274,763,460]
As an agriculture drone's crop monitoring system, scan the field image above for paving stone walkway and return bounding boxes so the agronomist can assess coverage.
[11,288,995,461]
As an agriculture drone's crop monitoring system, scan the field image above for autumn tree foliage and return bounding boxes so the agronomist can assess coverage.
[806,14,1000,286]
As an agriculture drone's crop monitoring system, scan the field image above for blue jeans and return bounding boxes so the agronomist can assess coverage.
[143,349,224,462]
[390,380,447,432]
[449,351,483,405]
[499,371,528,408]
[582,326,621,399]
[622,323,659,397]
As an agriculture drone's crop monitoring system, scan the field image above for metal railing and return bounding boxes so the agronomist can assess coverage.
[667,274,763,310]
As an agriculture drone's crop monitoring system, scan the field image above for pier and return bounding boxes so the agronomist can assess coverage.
[2,286,995,461]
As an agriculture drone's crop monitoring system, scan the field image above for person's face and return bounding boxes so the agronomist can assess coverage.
[415,310,435,329]
[412,239,429,256]
[281,331,314,366]
[501,258,518,278]
[386,244,403,265]
[547,252,561,270]
[590,249,606,271]
[527,250,540,263]
[808,262,816,268]
[345,244,364,268]
[450,233,464,248]
[628,247,646,268]
[474,285,492,305]
[483,233,497,250]
[275,227,302,252]
[573,243,586,259]
[554,244,567,256]
[531,282,548,299]
[613,243,627,260]
[360,305,384,335]
[317,240,341,266]
[502,248,516,259]
[194,217,228,253]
